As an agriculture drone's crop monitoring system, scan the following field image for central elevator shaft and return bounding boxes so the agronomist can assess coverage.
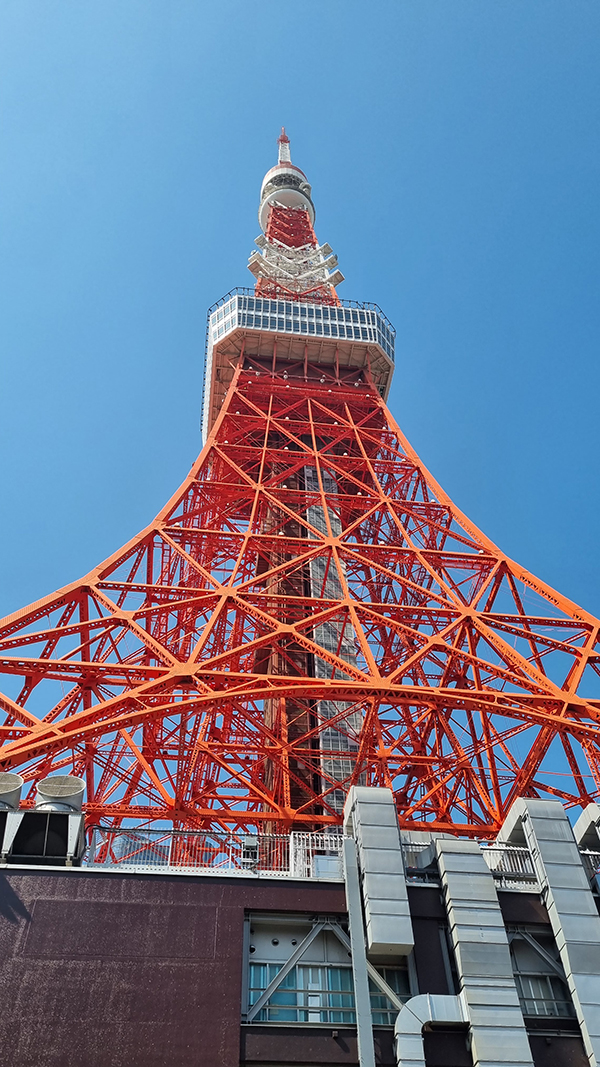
[249,357,370,827]
[305,465,363,813]
[202,130,395,828]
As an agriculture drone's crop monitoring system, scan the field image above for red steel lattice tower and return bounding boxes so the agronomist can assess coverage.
[1,131,600,838]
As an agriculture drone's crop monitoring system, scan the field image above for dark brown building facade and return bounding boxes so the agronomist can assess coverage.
[0,864,589,1067]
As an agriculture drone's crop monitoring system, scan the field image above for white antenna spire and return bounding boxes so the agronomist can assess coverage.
[277,126,291,164]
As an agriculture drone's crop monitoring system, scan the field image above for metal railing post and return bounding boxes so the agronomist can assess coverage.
[88,826,96,866]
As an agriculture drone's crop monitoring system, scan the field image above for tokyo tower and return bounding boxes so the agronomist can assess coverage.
[1,128,600,839]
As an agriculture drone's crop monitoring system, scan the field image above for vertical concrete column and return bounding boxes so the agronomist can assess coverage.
[436,839,533,1067]
[343,836,377,1067]
[343,786,414,1066]
[573,802,600,852]
[499,798,600,1066]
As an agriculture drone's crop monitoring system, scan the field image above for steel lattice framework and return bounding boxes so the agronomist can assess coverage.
[1,133,599,837]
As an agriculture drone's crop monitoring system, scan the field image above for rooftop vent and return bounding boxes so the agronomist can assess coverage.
[0,772,24,811]
[35,775,85,812]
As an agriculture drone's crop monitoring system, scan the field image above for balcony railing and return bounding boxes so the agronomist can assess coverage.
[481,845,539,888]
[514,973,576,1019]
[86,828,344,880]
[84,828,544,891]
[579,849,600,888]
[401,841,440,884]
[401,841,539,890]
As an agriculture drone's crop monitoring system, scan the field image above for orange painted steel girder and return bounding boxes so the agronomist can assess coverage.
[0,356,600,836]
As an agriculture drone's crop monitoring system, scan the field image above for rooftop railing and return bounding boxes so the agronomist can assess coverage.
[579,849,600,888]
[86,827,344,880]
[480,845,539,888]
[85,827,542,892]
[402,841,540,890]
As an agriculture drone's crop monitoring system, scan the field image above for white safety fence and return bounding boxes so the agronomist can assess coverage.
[401,841,539,890]
[480,844,538,887]
[86,828,344,879]
[579,848,600,889]
[86,827,542,889]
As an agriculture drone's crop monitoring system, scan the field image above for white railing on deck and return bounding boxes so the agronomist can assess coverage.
[480,845,538,887]
[579,849,600,886]
[402,841,539,890]
[401,841,438,884]
[86,828,344,880]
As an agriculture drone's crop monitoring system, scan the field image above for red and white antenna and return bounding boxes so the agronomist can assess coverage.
[248,129,344,303]
[277,126,291,163]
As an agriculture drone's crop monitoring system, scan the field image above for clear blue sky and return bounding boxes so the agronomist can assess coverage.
[1,1,599,621]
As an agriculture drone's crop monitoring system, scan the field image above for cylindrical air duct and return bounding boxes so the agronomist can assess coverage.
[0,772,24,811]
[35,775,85,812]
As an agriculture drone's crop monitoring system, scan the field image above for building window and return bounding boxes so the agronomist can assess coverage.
[514,973,574,1019]
[249,962,355,1024]
[245,914,410,1027]
[508,927,575,1020]
[369,967,410,1025]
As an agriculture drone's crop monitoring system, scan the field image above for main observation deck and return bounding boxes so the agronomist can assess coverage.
[202,288,396,439]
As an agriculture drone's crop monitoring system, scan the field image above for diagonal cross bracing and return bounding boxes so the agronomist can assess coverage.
[0,364,599,835]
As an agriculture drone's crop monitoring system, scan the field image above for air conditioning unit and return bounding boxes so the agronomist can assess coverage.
[0,775,86,867]
[241,835,259,867]
[0,773,24,860]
